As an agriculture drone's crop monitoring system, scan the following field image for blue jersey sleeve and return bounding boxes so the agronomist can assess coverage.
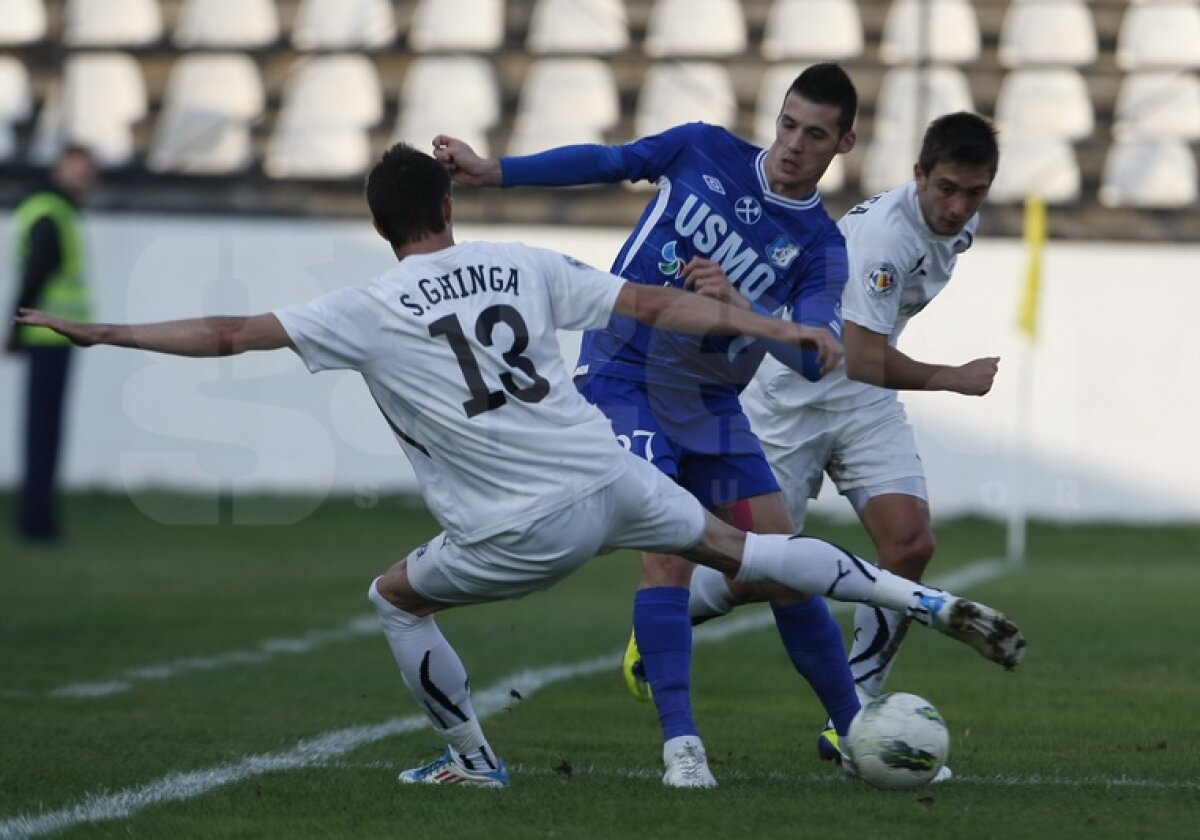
[618,122,713,184]
[500,144,627,187]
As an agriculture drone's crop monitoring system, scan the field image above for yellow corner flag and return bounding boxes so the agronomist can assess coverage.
[1017,195,1047,340]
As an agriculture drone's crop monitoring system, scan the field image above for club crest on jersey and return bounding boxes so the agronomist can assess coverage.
[864,262,898,297]
[703,174,725,195]
[765,235,800,269]
[735,196,763,225]
[658,240,682,277]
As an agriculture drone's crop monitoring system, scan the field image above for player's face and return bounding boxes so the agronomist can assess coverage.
[766,92,855,198]
[914,160,993,236]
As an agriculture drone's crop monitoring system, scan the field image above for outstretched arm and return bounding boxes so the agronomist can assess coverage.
[12,309,292,357]
[613,284,842,376]
[844,321,998,395]
[433,135,626,188]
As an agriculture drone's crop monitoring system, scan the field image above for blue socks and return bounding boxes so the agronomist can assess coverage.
[772,597,860,736]
[634,587,696,741]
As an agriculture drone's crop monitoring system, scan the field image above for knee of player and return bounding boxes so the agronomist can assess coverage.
[880,529,935,578]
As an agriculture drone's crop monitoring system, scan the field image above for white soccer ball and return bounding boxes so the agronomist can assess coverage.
[844,692,950,790]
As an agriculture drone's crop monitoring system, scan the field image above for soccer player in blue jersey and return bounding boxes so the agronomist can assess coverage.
[435,64,863,786]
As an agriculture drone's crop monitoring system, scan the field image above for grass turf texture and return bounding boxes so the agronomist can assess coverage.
[1,492,1198,839]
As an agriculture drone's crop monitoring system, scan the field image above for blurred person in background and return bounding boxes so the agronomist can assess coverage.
[5,144,97,543]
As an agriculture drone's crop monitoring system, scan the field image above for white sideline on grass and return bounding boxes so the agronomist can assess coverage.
[0,559,1014,840]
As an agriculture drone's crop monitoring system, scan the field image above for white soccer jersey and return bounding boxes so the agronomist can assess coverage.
[749,180,978,412]
[275,241,627,544]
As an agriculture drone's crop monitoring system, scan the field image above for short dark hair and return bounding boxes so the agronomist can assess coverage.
[365,143,451,247]
[787,63,858,136]
[918,112,1000,178]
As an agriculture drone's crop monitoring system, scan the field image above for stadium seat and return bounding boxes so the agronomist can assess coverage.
[1116,1,1200,70]
[993,68,1093,141]
[31,53,147,168]
[1114,71,1200,141]
[861,138,920,195]
[266,56,382,179]
[755,64,846,192]
[878,0,980,65]
[174,0,280,48]
[526,0,628,54]
[1100,139,1198,208]
[64,0,162,47]
[998,0,1097,68]
[507,58,618,155]
[408,0,503,52]
[394,56,499,157]
[0,0,46,45]
[148,54,263,174]
[644,0,747,57]
[762,0,863,61]
[292,0,395,50]
[987,138,1081,204]
[635,62,736,136]
[0,58,33,162]
[874,67,973,136]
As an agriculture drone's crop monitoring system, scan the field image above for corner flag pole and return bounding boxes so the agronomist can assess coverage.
[1008,195,1046,565]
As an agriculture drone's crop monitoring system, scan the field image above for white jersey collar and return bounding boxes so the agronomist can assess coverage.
[756,149,822,210]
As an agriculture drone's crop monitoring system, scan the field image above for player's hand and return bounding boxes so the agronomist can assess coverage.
[681,258,748,309]
[13,309,99,347]
[432,135,502,187]
[940,356,1000,395]
[794,325,843,375]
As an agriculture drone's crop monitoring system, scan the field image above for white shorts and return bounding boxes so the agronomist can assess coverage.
[406,451,707,606]
[755,398,927,529]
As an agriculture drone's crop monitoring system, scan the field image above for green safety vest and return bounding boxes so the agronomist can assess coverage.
[12,191,90,346]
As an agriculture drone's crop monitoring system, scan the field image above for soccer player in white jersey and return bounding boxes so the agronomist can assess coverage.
[15,143,1024,789]
[684,113,1001,778]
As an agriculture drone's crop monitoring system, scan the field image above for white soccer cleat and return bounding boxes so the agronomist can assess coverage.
[911,592,1027,670]
[662,738,717,788]
[932,764,954,783]
[398,747,510,788]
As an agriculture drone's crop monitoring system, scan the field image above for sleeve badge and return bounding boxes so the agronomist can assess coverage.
[864,262,899,297]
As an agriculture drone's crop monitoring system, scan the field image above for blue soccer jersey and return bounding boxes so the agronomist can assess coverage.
[572,123,847,392]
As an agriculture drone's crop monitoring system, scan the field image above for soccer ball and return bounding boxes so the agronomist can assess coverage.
[844,692,950,790]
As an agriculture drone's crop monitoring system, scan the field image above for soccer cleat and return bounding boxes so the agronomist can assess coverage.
[932,765,954,783]
[662,739,717,788]
[914,593,1027,670]
[398,747,510,788]
[817,727,843,765]
[622,630,653,702]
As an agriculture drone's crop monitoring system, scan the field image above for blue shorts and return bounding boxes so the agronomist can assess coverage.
[576,374,780,511]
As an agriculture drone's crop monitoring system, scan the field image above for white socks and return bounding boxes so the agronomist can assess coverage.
[369,578,500,771]
[849,605,912,698]
[735,533,935,615]
[688,565,737,621]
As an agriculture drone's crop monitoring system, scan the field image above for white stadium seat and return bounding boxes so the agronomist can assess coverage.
[292,0,395,50]
[987,138,1081,204]
[408,0,504,52]
[762,0,863,61]
[174,0,280,48]
[149,54,263,174]
[999,0,1097,68]
[32,53,147,168]
[1100,139,1198,208]
[64,0,162,47]
[879,0,980,65]
[507,58,619,155]
[1114,71,1200,141]
[0,0,46,45]
[1116,1,1200,70]
[0,58,33,162]
[874,67,973,135]
[266,56,382,179]
[635,62,735,137]
[644,0,747,57]
[526,0,628,54]
[861,138,920,195]
[993,69,1093,141]
[395,56,499,157]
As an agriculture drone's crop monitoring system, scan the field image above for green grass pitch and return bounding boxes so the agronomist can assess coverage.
[2,492,1198,839]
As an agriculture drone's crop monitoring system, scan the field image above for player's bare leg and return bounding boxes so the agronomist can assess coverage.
[370,560,509,788]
